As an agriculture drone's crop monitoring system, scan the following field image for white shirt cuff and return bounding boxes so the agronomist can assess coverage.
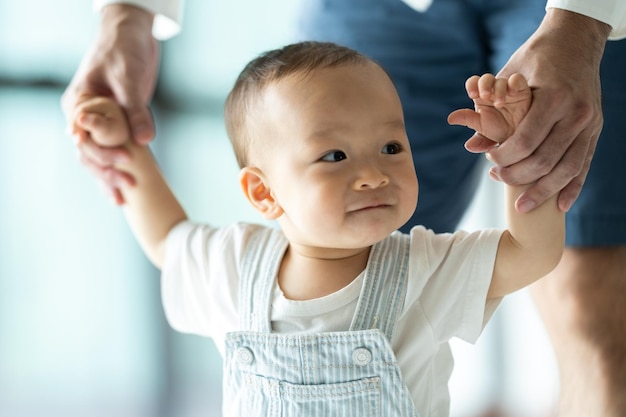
[546,0,626,40]
[94,0,182,40]
[401,0,433,13]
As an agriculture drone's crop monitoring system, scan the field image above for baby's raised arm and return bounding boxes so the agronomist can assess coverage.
[449,74,565,299]
[74,97,187,268]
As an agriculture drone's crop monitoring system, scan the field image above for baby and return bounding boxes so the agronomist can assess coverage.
[73,42,563,417]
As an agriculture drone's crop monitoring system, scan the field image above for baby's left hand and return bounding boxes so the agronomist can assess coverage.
[72,96,136,198]
[448,73,531,152]
[73,96,131,147]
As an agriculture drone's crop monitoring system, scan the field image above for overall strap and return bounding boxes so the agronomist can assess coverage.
[350,231,411,342]
[239,226,288,332]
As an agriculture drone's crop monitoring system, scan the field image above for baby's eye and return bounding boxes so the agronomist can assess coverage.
[382,143,402,154]
[321,150,347,162]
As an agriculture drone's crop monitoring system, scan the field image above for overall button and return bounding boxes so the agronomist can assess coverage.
[353,347,372,366]
[235,347,254,365]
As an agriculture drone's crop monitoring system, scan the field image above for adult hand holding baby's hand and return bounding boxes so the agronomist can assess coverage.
[477,10,609,213]
[73,96,137,197]
[74,97,131,146]
[61,4,159,204]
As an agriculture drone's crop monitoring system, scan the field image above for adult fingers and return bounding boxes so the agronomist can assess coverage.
[490,117,586,187]
[75,136,133,204]
[555,129,597,212]
[77,135,131,168]
[77,152,133,205]
[486,89,566,169]
[61,82,89,134]
[112,38,159,145]
[122,100,155,145]
[557,162,591,212]
[505,128,597,212]
[78,151,135,189]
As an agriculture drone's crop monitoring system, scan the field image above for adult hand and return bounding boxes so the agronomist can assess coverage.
[62,4,160,204]
[466,9,611,213]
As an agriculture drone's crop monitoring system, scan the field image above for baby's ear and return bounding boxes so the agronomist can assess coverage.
[239,167,283,220]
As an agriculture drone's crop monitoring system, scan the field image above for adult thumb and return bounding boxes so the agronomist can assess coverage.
[125,103,155,145]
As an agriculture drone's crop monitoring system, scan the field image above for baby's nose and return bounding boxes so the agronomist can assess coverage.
[355,165,390,189]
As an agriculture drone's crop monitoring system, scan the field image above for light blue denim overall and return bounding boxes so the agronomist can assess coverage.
[223,228,421,416]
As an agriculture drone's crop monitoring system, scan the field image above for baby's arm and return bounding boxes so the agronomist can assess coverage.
[74,97,187,269]
[449,74,565,299]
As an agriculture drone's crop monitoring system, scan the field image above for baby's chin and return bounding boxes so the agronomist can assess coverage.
[283,216,408,251]
[343,224,404,248]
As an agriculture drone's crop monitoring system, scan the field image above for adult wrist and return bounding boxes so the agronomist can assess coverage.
[546,0,626,40]
[96,1,181,40]
[101,4,155,36]
[545,8,611,49]
[542,8,611,63]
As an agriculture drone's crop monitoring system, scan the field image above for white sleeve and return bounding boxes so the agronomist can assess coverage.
[546,0,626,40]
[160,221,265,353]
[93,0,183,40]
[407,227,503,344]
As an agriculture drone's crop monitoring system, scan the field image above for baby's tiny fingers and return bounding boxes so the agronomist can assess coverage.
[78,110,130,146]
[78,111,108,131]
[477,73,497,98]
[465,75,481,99]
[493,78,509,108]
[508,73,529,94]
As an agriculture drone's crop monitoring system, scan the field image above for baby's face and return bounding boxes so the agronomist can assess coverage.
[254,62,418,252]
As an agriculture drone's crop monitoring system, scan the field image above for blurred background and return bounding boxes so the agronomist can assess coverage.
[0,0,559,416]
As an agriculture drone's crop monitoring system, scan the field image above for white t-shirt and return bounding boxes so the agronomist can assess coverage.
[162,221,503,417]
[95,0,626,40]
